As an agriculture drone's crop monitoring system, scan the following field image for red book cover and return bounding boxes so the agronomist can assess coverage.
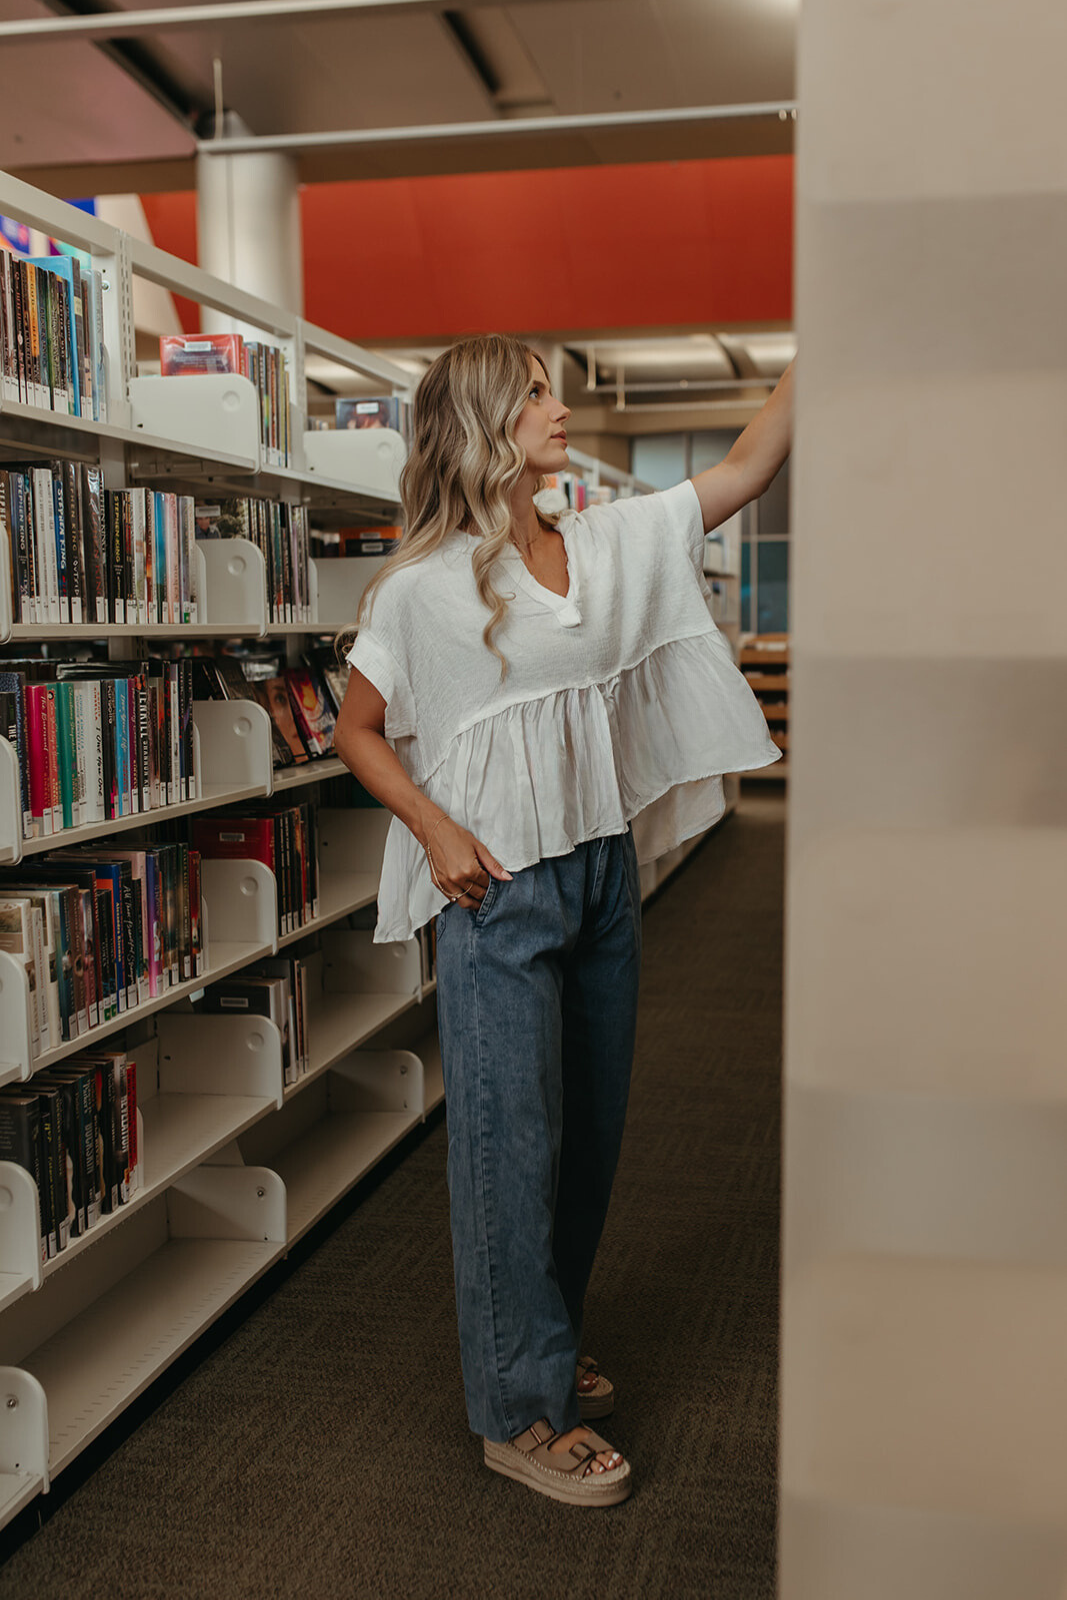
[25,683,49,837]
[159,333,244,377]
[190,815,276,874]
[44,683,60,834]
[283,668,335,758]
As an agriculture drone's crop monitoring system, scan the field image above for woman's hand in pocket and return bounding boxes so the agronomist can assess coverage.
[423,814,512,910]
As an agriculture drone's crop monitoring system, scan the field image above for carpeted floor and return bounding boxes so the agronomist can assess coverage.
[0,792,785,1600]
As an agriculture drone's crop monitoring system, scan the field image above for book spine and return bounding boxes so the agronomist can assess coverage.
[165,496,179,625]
[84,679,105,824]
[63,460,86,624]
[145,850,162,997]
[36,1096,59,1258]
[125,1059,138,1194]
[25,684,48,838]
[91,269,108,424]
[54,680,76,831]
[101,676,117,822]
[118,876,137,1012]
[180,496,198,623]
[93,1065,118,1213]
[130,487,147,627]
[177,846,190,982]
[181,658,194,801]
[95,886,117,1022]
[79,889,100,1029]
[70,679,86,827]
[50,470,69,624]
[189,848,203,977]
[77,1070,101,1228]
[82,466,107,624]
[168,663,180,806]
[10,472,33,625]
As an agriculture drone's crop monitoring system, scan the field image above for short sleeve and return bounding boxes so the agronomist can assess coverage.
[658,479,706,574]
[345,628,417,740]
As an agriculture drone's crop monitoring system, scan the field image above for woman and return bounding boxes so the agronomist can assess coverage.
[334,335,791,1507]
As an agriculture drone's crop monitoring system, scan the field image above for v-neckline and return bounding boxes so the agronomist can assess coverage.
[500,527,582,627]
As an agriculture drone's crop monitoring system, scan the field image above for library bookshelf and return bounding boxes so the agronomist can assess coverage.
[738,633,790,780]
[0,171,724,1528]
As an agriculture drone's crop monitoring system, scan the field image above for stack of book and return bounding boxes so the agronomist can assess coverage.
[194,950,313,1088]
[0,1046,138,1264]
[160,333,292,467]
[0,462,200,626]
[0,251,108,422]
[192,794,319,939]
[193,648,345,771]
[194,497,310,626]
[0,657,196,841]
[0,843,204,1053]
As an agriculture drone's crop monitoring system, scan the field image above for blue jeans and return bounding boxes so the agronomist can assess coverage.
[435,829,642,1443]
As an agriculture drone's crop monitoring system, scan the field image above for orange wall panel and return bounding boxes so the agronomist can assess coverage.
[141,155,793,341]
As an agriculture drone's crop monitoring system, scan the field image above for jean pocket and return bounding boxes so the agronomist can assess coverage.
[473,876,500,928]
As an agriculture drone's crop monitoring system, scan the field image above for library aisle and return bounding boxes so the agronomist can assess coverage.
[0,794,785,1600]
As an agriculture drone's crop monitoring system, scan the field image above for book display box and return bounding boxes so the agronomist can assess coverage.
[0,171,725,1526]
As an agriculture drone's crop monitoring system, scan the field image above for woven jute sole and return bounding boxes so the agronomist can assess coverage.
[577,1387,614,1420]
[483,1438,632,1507]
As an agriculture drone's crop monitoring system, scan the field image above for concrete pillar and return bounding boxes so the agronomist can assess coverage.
[781,1,1067,1595]
[196,111,304,328]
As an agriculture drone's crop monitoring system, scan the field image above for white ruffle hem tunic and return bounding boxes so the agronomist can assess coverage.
[346,479,781,942]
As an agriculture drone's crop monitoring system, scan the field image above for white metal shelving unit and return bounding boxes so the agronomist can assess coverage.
[0,171,444,1529]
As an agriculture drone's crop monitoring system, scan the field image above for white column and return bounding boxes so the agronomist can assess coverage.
[196,111,304,327]
[782,0,1067,1595]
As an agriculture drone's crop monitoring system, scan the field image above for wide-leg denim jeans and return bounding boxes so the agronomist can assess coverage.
[435,829,642,1444]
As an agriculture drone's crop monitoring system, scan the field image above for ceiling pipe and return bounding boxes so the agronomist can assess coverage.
[0,0,564,44]
[192,101,798,157]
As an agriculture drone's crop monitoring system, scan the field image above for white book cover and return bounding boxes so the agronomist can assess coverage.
[130,487,147,625]
[169,663,180,806]
[0,255,17,403]
[84,679,105,824]
[31,467,59,624]
[179,496,197,623]
[0,897,41,1055]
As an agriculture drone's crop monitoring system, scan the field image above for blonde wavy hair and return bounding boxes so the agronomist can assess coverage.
[347,334,557,674]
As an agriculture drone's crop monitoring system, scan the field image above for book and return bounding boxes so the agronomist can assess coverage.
[0,1091,46,1264]
[0,898,41,1054]
[335,396,409,438]
[159,332,244,377]
[337,524,403,558]
[261,676,310,765]
[284,667,336,758]
[302,645,350,717]
[198,974,295,1086]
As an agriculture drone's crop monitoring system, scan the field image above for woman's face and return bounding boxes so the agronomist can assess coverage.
[512,358,571,476]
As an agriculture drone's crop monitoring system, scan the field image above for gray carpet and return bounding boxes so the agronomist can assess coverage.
[0,793,785,1600]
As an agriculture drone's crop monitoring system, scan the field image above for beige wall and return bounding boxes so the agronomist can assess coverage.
[781,1,1067,1595]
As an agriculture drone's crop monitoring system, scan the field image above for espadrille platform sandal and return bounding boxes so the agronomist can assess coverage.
[484,1419,631,1507]
[576,1355,614,1420]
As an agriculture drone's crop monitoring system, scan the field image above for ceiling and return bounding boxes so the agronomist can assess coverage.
[1,0,797,192]
[0,0,797,429]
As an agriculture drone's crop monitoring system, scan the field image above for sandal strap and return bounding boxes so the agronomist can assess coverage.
[509,1420,617,1479]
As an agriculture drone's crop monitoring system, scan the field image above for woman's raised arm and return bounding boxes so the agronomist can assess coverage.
[689,359,794,535]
